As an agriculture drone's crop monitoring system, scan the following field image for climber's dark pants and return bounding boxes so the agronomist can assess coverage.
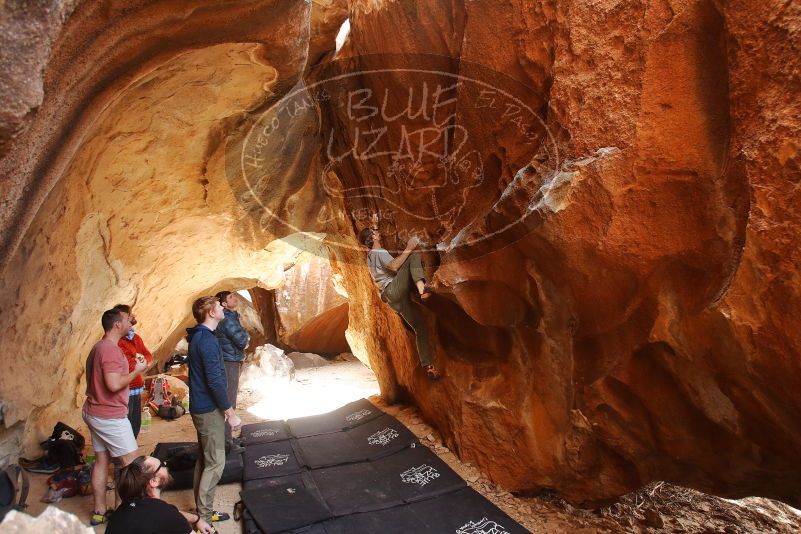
[381,253,432,367]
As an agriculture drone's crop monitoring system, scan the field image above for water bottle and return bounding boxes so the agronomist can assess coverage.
[141,406,152,433]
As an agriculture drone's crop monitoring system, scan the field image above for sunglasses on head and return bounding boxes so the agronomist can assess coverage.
[153,459,167,474]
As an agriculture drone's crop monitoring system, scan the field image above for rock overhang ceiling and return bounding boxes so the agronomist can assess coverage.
[1,0,800,507]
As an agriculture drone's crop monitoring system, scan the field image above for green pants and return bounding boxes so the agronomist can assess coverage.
[192,410,226,523]
[382,252,432,367]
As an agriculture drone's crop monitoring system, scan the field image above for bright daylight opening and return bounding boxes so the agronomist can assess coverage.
[335,19,350,53]
[167,253,377,422]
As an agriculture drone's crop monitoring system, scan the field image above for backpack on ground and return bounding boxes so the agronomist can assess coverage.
[41,422,85,469]
[0,458,29,522]
[42,422,85,449]
[148,376,185,420]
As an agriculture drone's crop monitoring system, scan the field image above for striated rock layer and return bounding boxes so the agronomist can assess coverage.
[1,0,800,507]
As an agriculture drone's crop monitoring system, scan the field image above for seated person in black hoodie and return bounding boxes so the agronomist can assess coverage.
[106,455,213,534]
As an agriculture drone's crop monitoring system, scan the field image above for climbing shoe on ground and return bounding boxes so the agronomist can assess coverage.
[211,510,231,522]
[90,510,111,525]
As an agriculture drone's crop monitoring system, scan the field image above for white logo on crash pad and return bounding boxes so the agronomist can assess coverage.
[400,464,440,487]
[346,409,372,422]
[251,428,279,438]
[368,428,400,446]
[456,517,510,534]
[255,454,290,468]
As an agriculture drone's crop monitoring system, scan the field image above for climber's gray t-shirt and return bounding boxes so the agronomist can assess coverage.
[367,248,395,292]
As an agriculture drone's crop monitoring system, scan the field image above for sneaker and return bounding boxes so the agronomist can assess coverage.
[211,510,230,522]
[23,458,60,474]
[90,510,110,526]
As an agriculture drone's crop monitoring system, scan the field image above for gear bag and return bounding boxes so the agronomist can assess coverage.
[0,458,29,522]
[41,422,85,469]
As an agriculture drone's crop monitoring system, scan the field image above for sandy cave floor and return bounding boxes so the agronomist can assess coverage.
[21,358,801,533]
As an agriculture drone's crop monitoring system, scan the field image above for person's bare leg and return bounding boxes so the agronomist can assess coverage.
[92,450,110,514]
[118,451,138,466]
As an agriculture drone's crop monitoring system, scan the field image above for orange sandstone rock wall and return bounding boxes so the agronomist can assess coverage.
[324,0,801,506]
[0,0,346,455]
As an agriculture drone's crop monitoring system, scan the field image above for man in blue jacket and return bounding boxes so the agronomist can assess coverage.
[187,296,242,527]
[214,291,250,442]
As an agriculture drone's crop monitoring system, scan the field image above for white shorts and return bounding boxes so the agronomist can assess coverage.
[82,410,138,458]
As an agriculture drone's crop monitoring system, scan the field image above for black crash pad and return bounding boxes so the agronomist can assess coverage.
[311,444,465,515]
[288,398,383,438]
[243,472,330,533]
[320,504,428,534]
[375,444,467,504]
[240,482,332,534]
[282,488,528,534]
[151,442,242,491]
[242,472,307,492]
[310,459,400,516]
[244,511,332,534]
[288,525,329,534]
[243,470,327,504]
[245,516,329,534]
[296,413,418,469]
[408,487,530,533]
[242,440,304,481]
[241,420,291,446]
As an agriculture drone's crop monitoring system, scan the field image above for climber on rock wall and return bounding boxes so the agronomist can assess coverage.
[358,222,441,381]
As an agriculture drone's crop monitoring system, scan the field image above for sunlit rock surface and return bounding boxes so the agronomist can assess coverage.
[1,0,800,507]
[0,0,337,454]
[276,254,349,353]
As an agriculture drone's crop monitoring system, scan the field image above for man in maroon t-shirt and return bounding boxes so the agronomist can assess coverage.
[82,308,149,526]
